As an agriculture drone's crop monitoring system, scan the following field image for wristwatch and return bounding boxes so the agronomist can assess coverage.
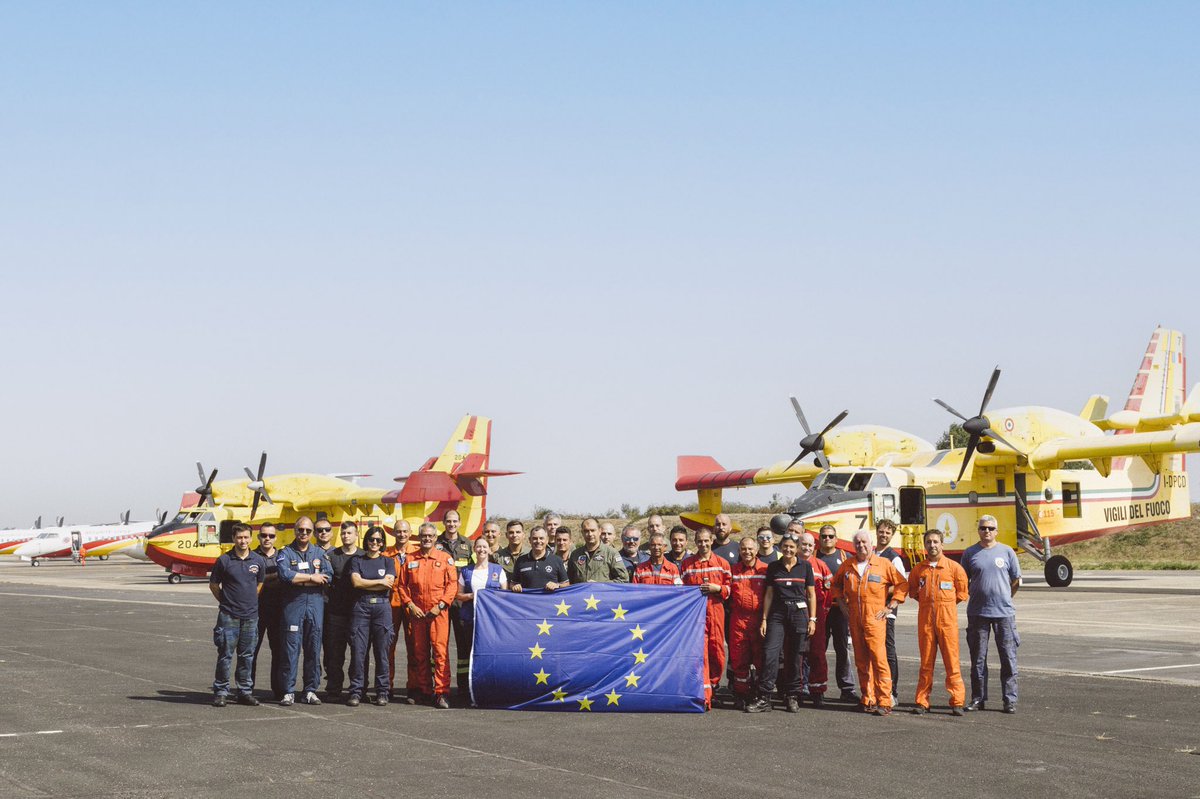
[437,601,447,611]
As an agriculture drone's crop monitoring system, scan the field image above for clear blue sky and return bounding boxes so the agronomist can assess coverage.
[1,2,1197,524]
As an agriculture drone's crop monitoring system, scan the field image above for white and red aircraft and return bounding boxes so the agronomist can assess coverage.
[11,511,159,565]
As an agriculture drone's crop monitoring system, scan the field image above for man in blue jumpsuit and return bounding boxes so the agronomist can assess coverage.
[276,516,333,706]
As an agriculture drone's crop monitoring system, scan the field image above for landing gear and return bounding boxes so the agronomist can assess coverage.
[31,558,40,567]
[98,555,109,561]
[1045,555,1074,588]
[167,573,183,584]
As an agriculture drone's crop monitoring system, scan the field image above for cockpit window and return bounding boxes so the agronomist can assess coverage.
[866,473,891,489]
[813,472,853,492]
[848,472,872,491]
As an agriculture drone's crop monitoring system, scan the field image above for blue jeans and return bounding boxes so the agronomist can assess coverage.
[213,611,258,696]
[281,593,325,694]
[967,615,1019,705]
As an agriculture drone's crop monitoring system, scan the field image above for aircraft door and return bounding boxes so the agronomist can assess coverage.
[70,530,83,561]
[871,489,899,526]
[1014,474,1029,536]
[899,487,926,527]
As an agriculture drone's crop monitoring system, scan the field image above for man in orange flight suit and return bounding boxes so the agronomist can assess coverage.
[728,536,768,709]
[907,528,969,716]
[395,521,458,709]
[796,527,833,707]
[680,527,733,709]
[632,531,683,585]
[386,520,419,696]
[830,529,908,716]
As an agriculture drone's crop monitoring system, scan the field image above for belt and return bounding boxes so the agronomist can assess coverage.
[362,597,386,605]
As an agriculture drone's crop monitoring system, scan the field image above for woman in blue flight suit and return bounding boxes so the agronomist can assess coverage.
[347,526,396,706]
[455,537,508,702]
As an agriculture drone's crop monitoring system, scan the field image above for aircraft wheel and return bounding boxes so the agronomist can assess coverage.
[31,559,40,567]
[1045,555,1073,588]
[167,573,183,584]
[98,555,109,561]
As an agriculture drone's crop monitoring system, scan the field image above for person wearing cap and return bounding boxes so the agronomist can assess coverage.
[829,530,908,716]
[618,525,648,573]
[876,518,908,702]
[251,522,286,700]
[796,528,833,706]
[962,514,1021,714]
[728,536,768,709]
[455,537,508,703]
[756,527,780,563]
[323,520,361,700]
[209,523,266,707]
[746,531,815,713]
[632,531,683,585]
[816,523,857,701]
[276,516,333,706]
[908,528,969,716]
[396,522,458,709]
[680,527,732,709]
[346,526,396,706]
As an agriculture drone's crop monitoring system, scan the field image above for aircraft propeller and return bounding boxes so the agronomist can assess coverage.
[120,509,130,526]
[33,516,41,529]
[56,516,64,527]
[195,462,218,507]
[243,452,273,520]
[786,398,848,471]
[933,366,1023,484]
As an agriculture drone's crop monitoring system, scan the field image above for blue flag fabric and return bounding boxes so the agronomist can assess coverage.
[470,583,706,713]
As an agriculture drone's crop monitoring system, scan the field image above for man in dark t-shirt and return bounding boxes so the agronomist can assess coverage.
[209,523,266,707]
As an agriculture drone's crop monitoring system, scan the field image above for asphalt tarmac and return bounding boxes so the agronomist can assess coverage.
[1,560,1198,798]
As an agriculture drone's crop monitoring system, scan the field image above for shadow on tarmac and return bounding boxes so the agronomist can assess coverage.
[129,689,213,704]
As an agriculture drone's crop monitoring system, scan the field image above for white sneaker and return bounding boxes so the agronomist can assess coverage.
[280,693,294,706]
[303,691,322,705]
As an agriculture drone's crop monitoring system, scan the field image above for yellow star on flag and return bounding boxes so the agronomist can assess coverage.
[554,600,571,616]
[578,696,593,711]
[629,624,646,640]
[584,594,601,610]
[529,643,545,659]
[632,648,648,664]
[552,687,568,702]
[606,690,621,706]
[611,604,628,621]
[624,672,641,688]
[536,619,553,636]
[534,669,550,685]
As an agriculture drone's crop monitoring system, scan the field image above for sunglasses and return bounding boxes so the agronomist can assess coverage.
[819,534,836,539]
[366,538,384,545]
[315,527,332,533]
[295,528,314,534]
[259,533,276,539]
[978,526,997,531]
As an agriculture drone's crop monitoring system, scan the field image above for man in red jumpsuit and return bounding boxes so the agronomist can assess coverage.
[632,531,683,585]
[395,522,458,709]
[728,536,767,709]
[681,527,732,709]
[796,527,832,707]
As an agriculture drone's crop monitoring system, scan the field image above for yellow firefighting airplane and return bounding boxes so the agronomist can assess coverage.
[676,328,1197,587]
[145,415,517,583]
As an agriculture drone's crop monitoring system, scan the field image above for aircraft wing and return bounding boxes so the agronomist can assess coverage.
[1028,422,1200,475]
[675,456,822,491]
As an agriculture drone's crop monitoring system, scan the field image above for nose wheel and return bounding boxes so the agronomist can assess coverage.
[167,573,183,584]
[1044,555,1073,587]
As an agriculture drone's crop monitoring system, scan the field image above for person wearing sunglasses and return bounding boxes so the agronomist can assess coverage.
[618,525,648,573]
[275,516,333,706]
[961,514,1022,714]
[251,523,286,700]
[815,524,857,702]
[347,526,396,706]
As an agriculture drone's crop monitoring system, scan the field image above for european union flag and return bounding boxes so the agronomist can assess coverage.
[470,583,706,713]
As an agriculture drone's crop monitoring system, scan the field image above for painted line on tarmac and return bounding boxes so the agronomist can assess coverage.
[1017,616,1200,633]
[0,590,209,609]
[0,730,63,738]
[1099,662,1200,675]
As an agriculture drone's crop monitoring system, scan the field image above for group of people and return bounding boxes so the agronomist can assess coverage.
[207,509,1021,716]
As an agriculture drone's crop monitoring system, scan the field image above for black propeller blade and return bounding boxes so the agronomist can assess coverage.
[195,462,218,507]
[933,366,1023,484]
[786,398,848,471]
[244,452,272,520]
